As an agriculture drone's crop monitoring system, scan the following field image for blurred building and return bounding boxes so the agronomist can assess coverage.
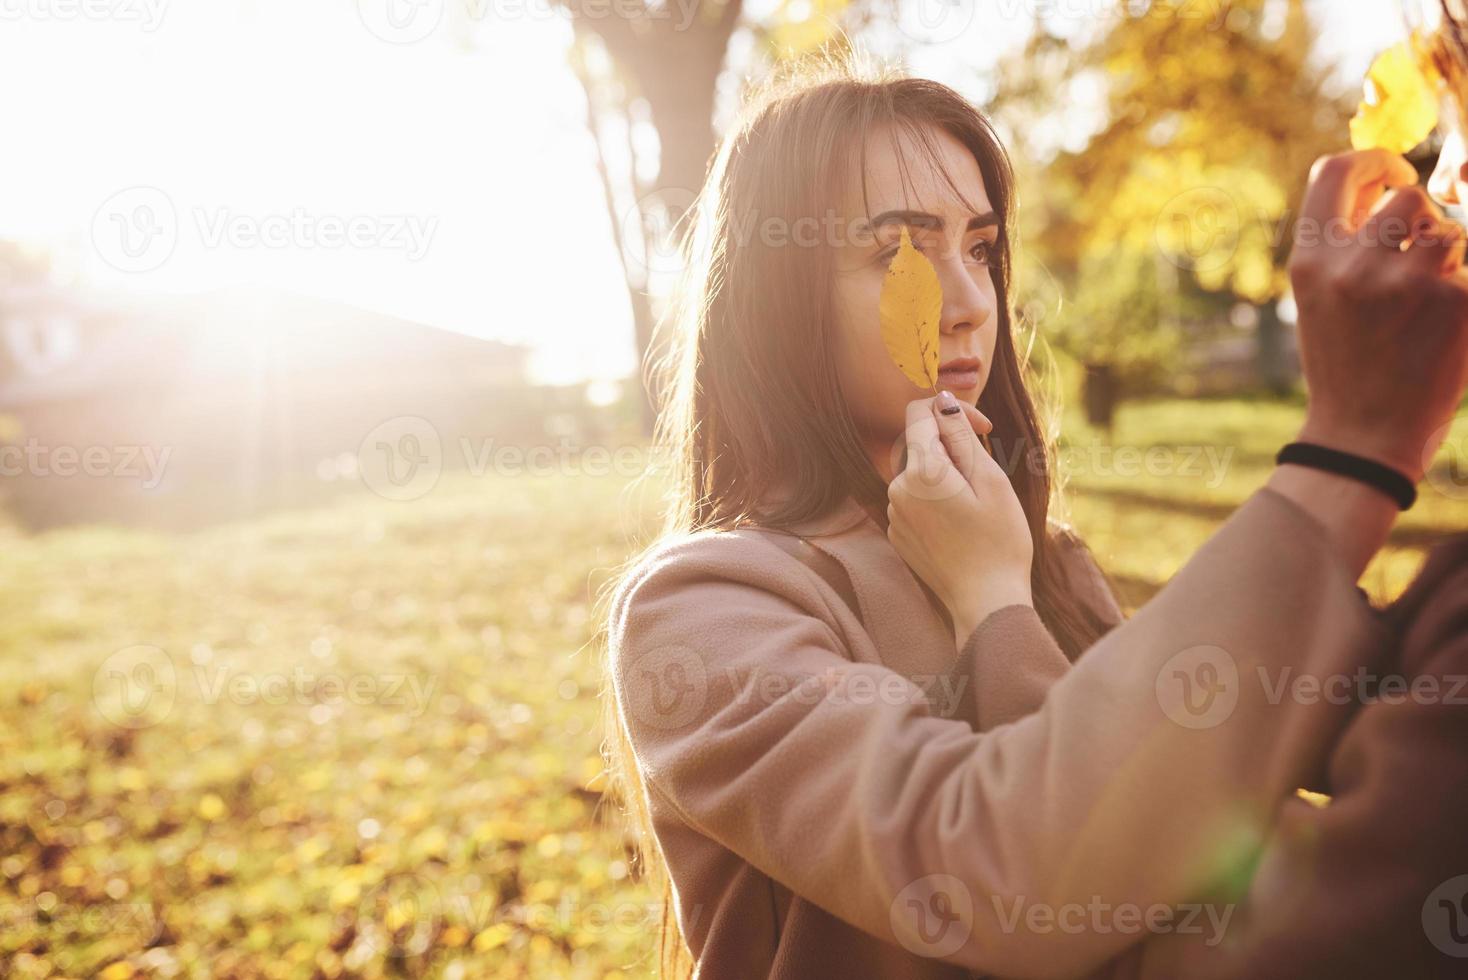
[0,285,613,529]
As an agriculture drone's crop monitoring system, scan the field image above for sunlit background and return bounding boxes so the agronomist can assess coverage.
[0,0,1402,384]
[2,1,1466,978]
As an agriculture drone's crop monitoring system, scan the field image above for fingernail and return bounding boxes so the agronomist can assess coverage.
[938,390,961,415]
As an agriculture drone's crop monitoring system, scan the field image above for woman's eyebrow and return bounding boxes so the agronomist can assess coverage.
[859,208,999,235]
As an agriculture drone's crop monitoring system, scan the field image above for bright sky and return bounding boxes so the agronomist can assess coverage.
[0,0,1405,385]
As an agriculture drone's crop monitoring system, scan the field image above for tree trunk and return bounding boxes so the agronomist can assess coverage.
[564,1,743,437]
[1255,299,1292,396]
[1083,362,1119,433]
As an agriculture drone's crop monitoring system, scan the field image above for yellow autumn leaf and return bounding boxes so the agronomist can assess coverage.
[878,225,941,392]
[1350,40,1439,153]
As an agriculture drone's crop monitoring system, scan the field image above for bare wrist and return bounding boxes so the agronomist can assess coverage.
[1296,415,1427,484]
[951,581,1034,649]
[1264,463,1398,581]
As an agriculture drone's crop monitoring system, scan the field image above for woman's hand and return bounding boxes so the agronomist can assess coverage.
[887,393,1033,649]
[1272,149,1468,576]
[1289,148,1468,481]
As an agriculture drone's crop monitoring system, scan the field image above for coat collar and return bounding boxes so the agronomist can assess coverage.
[781,495,959,674]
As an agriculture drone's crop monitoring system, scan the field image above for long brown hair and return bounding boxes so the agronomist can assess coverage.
[594,46,1117,978]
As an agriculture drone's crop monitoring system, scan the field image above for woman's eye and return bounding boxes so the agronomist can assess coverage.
[879,239,997,265]
[879,241,921,264]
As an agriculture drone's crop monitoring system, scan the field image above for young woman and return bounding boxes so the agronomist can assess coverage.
[598,50,1468,979]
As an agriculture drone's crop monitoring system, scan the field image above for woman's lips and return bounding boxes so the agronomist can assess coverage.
[936,367,980,390]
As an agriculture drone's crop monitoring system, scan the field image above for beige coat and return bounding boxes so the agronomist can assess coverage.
[607,487,1393,978]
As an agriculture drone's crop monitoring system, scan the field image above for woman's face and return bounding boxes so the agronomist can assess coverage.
[829,124,1001,470]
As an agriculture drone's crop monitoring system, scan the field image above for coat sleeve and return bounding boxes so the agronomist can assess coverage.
[1106,534,1468,980]
[948,604,1071,731]
[609,486,1395,979]
[946,532,1127,731]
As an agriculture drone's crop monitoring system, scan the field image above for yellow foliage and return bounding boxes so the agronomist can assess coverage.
[1350,40,1440,154]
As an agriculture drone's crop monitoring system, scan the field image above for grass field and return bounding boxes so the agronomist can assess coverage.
[1,398,1465,978]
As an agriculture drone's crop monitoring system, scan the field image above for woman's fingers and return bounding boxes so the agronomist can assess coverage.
[1403,215,1468,277]
[1361,185,1438,251]
[1301,149,1418,232]
[892,396,970,505]
[899,396,947,480]
[932,394,980,485]
[930,396,992,485]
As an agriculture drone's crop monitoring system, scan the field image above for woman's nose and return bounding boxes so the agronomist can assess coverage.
[935,255,991,334]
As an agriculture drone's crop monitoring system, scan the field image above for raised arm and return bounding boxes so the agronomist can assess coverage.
[610,484,1392,978]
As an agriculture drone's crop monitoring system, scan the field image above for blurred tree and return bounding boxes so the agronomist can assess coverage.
[991,0,1355,420]
[556,0,895,435]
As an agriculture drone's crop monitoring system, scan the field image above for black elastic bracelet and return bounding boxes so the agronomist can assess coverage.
[1275,442,1417,511]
